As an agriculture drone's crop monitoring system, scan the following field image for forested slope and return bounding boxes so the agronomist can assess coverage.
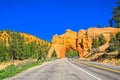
[0,30,50,62]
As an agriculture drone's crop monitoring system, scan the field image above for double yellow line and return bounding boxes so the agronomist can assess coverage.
[72,59,120,74]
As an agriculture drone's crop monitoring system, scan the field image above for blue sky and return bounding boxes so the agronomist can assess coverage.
[0,0,118,41]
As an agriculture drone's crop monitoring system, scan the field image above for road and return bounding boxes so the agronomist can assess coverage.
[5,58,120,80]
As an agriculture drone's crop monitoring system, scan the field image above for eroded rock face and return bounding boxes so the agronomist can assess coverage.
[48,27,120,58]
[78,27,120,51]
[48,29,82,58]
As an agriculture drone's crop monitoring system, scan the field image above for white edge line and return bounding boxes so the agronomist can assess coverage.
[66,59,102,80]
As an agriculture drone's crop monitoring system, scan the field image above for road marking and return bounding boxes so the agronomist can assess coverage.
[73,59,120,74]
[66,59,102,80]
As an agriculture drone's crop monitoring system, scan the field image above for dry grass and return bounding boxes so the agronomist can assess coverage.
[101,58,120,66]
[0,59,37,70]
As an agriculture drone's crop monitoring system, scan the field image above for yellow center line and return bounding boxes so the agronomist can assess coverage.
[72,59,120,74]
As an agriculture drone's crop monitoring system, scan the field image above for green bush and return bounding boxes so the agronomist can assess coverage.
[66,50,79,58]
[116,32,120,41]
[52,50,57,57]
[99,34,106,45]
[0,61,43,80]
[92,34,106,48]
[0,58,56,79]
[0,64,17,79]
[106,32,120,52]
[92,37,99,48]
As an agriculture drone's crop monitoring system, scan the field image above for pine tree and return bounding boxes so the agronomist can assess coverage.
[24,43,30,59]
[99,34,106,45]
[92,37,99,48]
[0,30,50,62]
[9,32,18,62]
[15,33,24,59]
[0,40,9,62]
[116,32,120,50]
[36,43,49,61]
[109,0,120,28]
[97,24,101,28]
[28,41,37,58]
[116,32,120,41]
[106,33,120,52]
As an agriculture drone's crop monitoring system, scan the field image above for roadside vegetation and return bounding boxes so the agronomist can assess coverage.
[105,32,120,60]
[106,32,120,53]
[92,34,106,48]
[0,58,56,80]
[0,30,50,63]
[0,30,53,79]
[66,50,79,58]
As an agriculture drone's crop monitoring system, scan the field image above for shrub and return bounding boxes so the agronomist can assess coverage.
[106,32,120,52]
[92,34,106,48]
[99,34,106,45]
[52,50,57,57]
[92,37,99,48]
[116,32,120,41]
[66,50,79,58]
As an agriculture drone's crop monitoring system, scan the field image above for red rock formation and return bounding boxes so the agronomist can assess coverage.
[77,27,120,51]
[48,29,83,58]
[48,27,120,58]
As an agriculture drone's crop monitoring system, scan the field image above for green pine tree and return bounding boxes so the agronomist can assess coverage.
[0,40,9,62]
[92,37,99,48]
[106,33,120,52]
[16,33,26,60]
[29,41,37,58]
[9,32,18,62]
[116,32,120,41]
[99,34,106,45]
[109,0,120,28]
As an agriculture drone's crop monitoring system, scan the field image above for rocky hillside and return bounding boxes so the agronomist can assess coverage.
[0,30,50,46]
[77,27,120,51]
[48,27,120,65]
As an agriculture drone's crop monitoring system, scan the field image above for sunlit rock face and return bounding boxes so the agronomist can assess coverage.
[78,27,120,51]
[48,27,120,58]
[0,31,50,47]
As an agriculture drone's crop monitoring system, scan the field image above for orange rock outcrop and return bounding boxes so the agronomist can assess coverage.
[77,27,120,51]
[48,27,120,58]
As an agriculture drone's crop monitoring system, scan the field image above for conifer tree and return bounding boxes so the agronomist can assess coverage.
[99,34,106,45]
[24,43,31,59]
[109,0,120,28]
[9,32,18,62]
[106,33,120,52]
[0,30,50,62]
[0,40,9,62]
[92,37,99,48]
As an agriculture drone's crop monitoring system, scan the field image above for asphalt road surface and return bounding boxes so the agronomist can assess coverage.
[5,58,120,80]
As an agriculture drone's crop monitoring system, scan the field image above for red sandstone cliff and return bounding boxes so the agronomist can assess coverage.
[48,27,120,58]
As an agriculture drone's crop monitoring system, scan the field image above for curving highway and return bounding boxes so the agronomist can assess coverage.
[5,58,120,80]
